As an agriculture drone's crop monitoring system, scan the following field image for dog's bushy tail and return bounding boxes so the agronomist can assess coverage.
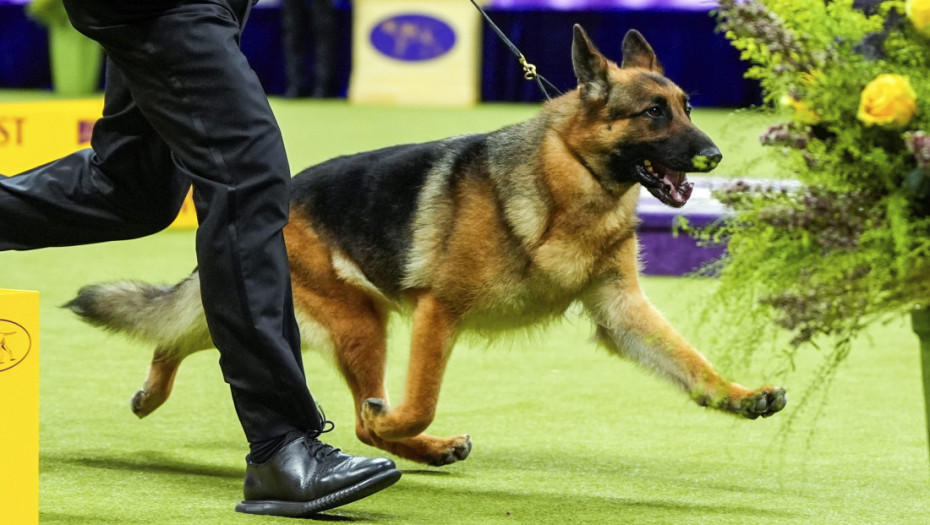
[65,272,211,350]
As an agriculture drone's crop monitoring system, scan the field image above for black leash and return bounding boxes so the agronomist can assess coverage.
[468,0,563,101]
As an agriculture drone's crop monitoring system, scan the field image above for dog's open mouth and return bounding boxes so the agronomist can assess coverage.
[636,160,693,208]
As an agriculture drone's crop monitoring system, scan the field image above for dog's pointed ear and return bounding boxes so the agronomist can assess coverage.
[621,29,663,73]
[572,24,610,102]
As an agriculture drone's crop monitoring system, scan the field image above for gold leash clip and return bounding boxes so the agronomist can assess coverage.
[518,55,538,81]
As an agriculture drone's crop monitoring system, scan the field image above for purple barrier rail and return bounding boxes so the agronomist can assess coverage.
[636,177,801,276]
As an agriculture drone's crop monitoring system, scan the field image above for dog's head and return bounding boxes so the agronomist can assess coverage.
[567,25,722,208]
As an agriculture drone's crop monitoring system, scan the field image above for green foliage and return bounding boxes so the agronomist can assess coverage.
[704,1,930,397]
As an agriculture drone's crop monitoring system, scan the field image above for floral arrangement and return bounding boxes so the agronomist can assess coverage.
[690,0,930,395]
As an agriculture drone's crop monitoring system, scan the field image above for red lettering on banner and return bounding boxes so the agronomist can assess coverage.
[0,117,26,146]
[78,120,96,144]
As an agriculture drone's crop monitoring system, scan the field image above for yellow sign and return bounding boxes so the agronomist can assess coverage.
[350,0,482,106]
[0,99,197,229]
[0,289,39,525]
[171,189,199,229]
[0,99,102,175]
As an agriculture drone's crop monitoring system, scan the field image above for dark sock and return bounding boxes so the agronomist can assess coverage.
[248,430,305,463]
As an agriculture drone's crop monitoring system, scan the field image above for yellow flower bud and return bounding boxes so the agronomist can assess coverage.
[857,74,917,128]
[780,94,821,125]
[908,0,930,38]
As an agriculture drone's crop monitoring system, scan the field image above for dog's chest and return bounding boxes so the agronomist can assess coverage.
[532,198,638,288]
[466,206,637,329]
[462,279,578,332]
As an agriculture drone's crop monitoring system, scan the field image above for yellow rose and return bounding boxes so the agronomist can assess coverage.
[780,94,821,124]
[908,0,930,38]
[857,74,917,128]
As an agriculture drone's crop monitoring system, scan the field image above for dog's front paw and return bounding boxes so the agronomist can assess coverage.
[734,386,787,419]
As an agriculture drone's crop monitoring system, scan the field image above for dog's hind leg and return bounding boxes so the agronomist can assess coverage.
[329,297,472,465]
[294,278,472,465]
[66,272,215,418]
[130,328,215,418]
[358,292,461,439]
[357,422,472,467]
[285,222,470,465]
[292,282,472,465]
[131,346,183,418]
[338,311,471,466]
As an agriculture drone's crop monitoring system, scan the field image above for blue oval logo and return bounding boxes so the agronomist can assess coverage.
[370,14,456,62]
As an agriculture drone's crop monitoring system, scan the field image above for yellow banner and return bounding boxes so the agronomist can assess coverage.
[0,99,102,175]
[0,99,197,229]
[350,0,482,106]
[0,289,39,525]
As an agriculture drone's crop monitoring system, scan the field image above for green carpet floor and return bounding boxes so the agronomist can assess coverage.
[2,92,928,523]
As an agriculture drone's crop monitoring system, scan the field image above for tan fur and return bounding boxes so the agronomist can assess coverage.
[282,213,473,465]
[77,26,784,467]
[130,351,181,418]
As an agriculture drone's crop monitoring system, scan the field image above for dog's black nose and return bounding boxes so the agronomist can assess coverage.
[701,146,723,164]
[692,146,722,172]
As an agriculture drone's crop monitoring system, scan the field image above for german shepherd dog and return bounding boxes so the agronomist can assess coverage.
[68,26,786,466]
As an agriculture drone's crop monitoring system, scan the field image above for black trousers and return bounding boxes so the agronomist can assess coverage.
[0,0,322,443]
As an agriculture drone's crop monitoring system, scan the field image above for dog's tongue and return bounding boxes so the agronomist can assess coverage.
[658,167,693,203]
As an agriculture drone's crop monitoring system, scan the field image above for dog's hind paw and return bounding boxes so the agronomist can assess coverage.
[363,397,388,416]
[361,397,389,430]
[430,435,472,466]
[130,389,151,418]
[428,435,473,467]
[735,386,787,420]
[130,388,167,419]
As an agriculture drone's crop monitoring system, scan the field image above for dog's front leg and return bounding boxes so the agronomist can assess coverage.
[582,273,786,419]
[361,291,460,439]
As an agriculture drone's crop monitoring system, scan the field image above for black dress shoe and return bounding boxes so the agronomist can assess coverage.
[235,436,401,517]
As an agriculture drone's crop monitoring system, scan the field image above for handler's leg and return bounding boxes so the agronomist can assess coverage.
[61,0,399,515]
[0,61,190,250]
[63,0,322,444]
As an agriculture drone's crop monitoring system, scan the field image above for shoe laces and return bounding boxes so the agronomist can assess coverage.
[303,434,341,459]
[304,406,339,459]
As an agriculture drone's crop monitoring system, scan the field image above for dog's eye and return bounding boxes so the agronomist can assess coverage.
[685,104,693,117]
[646,106,664,118]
